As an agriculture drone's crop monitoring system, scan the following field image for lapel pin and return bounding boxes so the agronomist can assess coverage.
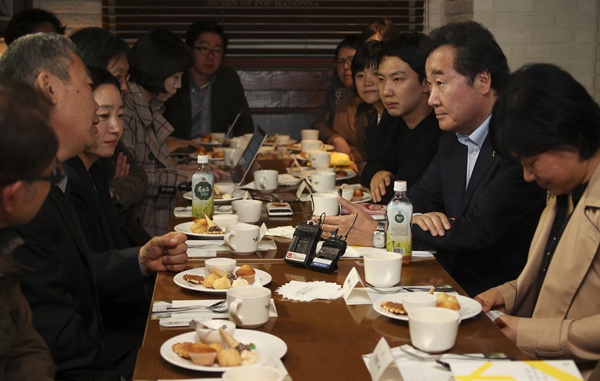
[492,151,496,157]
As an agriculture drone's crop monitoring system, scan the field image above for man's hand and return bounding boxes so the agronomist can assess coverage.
[474,288,506,313]
[113,152,130,179]
[494,314,519,343]
[139,231,188,274]
[370,171,393,203]
[413,212,453,237]
[315,197,378,246]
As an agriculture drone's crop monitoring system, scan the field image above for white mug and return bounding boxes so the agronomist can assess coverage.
[224,148,243,167]
[363,252,402,288]
[311,192,340,217]
[309,151,331,169]
[339,187,355,201]
[301,139,323,152]
[409,307,461,352]
[224,223,260,254]
[307,170,336,192]
[402,293,438,314]
[213,214,239,231]
[274,134,290,145]
[227,286,271,328]
[301,129,319,141]
[231,200,263,223]
[229,137,243,148]
[253,169,278,192]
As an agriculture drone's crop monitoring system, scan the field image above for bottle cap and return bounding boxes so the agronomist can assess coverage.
[394,180,407,192]
[197,155,209,164]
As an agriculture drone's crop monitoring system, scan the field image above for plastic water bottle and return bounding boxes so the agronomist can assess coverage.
[192,155,214,219]
[386,180,412,265]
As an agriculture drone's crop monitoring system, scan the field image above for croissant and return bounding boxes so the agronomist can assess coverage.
[436,292,461,310]
[212,276,231,289]
[203,273,219,288]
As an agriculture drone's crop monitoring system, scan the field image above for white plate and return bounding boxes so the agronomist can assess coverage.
[174,267,272,292]
[351,192,372,204]
[160,330,287,372]
[335,169,357,181]
[372,293,482,322]
[174,221,225,239]
[183,189,245,204]
[286,143,334,152]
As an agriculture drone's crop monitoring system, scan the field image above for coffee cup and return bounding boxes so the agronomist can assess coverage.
[224,148,243,167]
[311,192,340,217]
[194,319,236,345]
[338,186,355,201]
[301,129,319,141]
[224,223,260,254]
[307,170,336,192]
[227,286,271,328]
[204,257,236,275]
[253,169,278,192]
[402,293,438,314]
[363,252,402,288]
[231,200,263,223]
[301,139,323,152]
[229,137,243,148]
[213,214,239,231]
[309,151,331,169]
[274,134,290,145]
[409,307,461,352]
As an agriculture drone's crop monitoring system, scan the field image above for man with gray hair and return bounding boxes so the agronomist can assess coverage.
[0,33,189,381]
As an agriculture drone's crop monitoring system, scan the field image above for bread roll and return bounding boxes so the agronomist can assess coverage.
[203,273,219,288]
[436,292,461,310]
[212,276,231,289]
[217,348,242,367]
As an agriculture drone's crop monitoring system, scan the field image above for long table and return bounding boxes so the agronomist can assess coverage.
[133,258,527,380]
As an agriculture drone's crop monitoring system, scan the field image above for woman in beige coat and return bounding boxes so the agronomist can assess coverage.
[476,63,600,379]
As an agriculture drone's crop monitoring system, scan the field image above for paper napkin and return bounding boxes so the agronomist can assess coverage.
[363,345,451,381]
[266,226,295,239]
[276,280,343,302]
[185,239,225,258]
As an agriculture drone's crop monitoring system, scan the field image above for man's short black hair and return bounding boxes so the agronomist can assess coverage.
[130,29,193,94]
[491,63,600,160]
[424,21,509,92]
[378,31,430,83]
[88,65,121,92]
[3,8,66,46]
[0,80,57,188]
[70,27,132,69]
[185,20,229,49]
[351,40,382,78]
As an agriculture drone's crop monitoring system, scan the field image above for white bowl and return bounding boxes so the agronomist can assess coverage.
[402,293,438,314]
[204,258,236,276]
[194,319,236,345]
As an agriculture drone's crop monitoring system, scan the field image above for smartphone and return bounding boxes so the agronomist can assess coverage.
[266,202,293,217]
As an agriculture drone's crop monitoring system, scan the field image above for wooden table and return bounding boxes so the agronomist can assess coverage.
[133,259,526,380]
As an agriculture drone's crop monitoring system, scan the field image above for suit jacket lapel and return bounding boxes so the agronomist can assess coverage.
[460,136,495,213]
[49,185,93,268]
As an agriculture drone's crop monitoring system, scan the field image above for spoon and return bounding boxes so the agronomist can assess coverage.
[402,284,455,292]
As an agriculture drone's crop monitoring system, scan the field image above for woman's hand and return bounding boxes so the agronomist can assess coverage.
[113,152,130,179]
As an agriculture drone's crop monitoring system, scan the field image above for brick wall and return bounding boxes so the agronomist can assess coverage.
[2,0,599,101]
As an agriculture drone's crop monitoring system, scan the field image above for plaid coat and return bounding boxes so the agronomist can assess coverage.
[121,82,188,236]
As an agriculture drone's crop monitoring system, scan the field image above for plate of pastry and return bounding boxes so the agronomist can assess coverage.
[161,329,287,372]
[372,293,482,322]
[183,189,245,204]
[174,266,272,293]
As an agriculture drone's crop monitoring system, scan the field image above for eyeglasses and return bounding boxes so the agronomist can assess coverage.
[336,56,354,67]
[25,160,66,186]
[193,46,224,58]
[115,73,130,85]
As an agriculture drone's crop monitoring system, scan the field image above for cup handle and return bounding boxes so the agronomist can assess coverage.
[224,231,237,252]
[258,177,265,189]
[228,299,243,326]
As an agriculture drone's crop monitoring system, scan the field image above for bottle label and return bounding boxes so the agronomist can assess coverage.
[194,177,213,200]
[394,212,405,223]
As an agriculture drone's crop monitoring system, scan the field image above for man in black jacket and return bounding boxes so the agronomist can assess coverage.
[0,33,188,381]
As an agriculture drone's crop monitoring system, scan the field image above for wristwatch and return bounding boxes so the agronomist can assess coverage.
[372,222,386,248]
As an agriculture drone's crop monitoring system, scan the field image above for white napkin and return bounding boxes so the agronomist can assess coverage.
[276,280,343,302]
[362,345,452,381]
[186,239,225,258]
[278,173,301,186]
[174,206,193,218]
[266,226,295,239]
[155,299,278,327]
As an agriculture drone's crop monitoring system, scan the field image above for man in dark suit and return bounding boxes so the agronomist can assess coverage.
[320,22,546,297]
[164,20,254,140]
[0,33,188,381]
